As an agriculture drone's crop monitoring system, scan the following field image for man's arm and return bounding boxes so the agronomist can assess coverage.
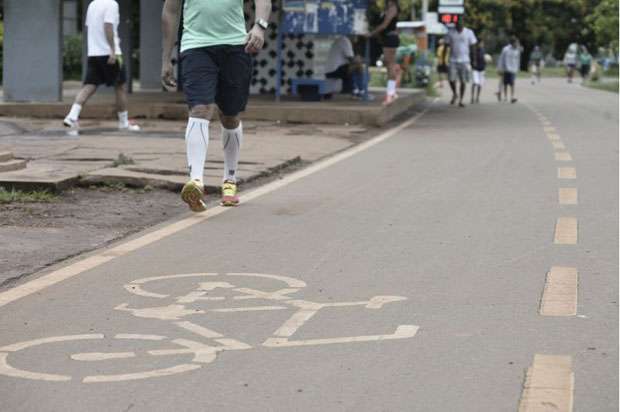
[246,0,272,54]
[105,23,117,64]
[161,0,182,90]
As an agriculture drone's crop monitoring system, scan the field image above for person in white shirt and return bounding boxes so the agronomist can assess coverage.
[63,0,139,133]
[325,36,355,95]
[446,19,477,107]
[497,36,521,103]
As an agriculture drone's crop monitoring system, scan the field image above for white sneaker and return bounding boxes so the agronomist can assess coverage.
[63,117,80,136]
[119,121,141,132]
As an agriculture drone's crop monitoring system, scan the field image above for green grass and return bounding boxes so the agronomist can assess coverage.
[584,80,619,93]
[112,153,135,167]
[0,188,58,204]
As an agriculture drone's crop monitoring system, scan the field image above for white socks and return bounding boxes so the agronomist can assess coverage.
[67,103,82,121]
[386,80,396,97]
[222,123,243,182]
[185,117,210,182]
[118,111,129,128]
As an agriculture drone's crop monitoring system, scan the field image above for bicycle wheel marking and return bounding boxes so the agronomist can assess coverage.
[0,272,419,383]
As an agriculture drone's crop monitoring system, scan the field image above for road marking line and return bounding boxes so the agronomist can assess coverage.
[0,101,435,309]
[83,364,201,384]
[518,354,574,412]
[175,321,223,338]
[547,133,561,141]
[544,126,557,134]
[558,188,578,205]
[71,352,136,361]
[539,267,578,316]
[554,217,578,244]
[552,141,566,150]
[555,152,573,161]
[558,167,577,179]
[0,353,71,382]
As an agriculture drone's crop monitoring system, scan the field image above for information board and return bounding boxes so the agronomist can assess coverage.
[282,0,369,35]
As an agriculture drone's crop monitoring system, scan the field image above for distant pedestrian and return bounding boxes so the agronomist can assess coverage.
[446,19,477,107]
[367,0,401,105]
[470,39,486,104]
[529,45,543,84]
[578,45,592,83]
[497,36,521,103]
[325,35,355,95]
[63,0,140,134]
[563,43,578,83]
[436,38,450,88]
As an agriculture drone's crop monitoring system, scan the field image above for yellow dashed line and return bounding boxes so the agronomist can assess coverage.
[554,217,578,244]
[547,133,561,141]
[558,188,578,205]
[558,167,577,179]
[539,267,578,316]
[555,152,573,161]
[544,126,557,134]
[518,354,574,412]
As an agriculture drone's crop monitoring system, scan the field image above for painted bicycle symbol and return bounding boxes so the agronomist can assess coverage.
[0,273,418,383]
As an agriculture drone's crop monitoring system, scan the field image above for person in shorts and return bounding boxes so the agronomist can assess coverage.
[529,45,543,84]
[436,38,450,88]
[63,0,139,133]
[470,39,486,104]
[162,0,271,212]
[497,36,521,103]
[446,19,477,107]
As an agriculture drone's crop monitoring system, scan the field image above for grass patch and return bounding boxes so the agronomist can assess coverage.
[0,188,58,204]
[112,153,135,167]
[584,80,619,93]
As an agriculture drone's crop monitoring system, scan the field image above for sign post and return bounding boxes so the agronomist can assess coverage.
[438,0,464,25]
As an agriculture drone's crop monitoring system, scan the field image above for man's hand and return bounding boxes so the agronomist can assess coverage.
[245,25,265,54]
[107,53,117,65]
[161,61,177,92]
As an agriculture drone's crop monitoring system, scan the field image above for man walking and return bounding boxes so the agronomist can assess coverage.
[162,0,271,212]
[446,19,477,107]
[470,39,486,104]
[497,36,521,103]
[63,0,139,133]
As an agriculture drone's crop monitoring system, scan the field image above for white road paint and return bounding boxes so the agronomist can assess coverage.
[519,354,574,412]
[539,267,578,316]
[0,104,433,309]
[175,321,223,338]
[82,364,202,384]
[71,352,136,361]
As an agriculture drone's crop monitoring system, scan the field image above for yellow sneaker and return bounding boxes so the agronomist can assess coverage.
[221,180,239,207]
[181,179,207,212]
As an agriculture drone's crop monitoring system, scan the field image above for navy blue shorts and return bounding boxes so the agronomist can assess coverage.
[503,72,516,86]
[181,45,252,116]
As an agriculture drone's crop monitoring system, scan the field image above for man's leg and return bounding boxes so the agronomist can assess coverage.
[114,83,139,131]
[471,83,476,104]
[64,84,96,128]
[219,113,243,207]
[181,104,215,212]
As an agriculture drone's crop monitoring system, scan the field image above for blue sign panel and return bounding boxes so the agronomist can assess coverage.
[282,0,369,35]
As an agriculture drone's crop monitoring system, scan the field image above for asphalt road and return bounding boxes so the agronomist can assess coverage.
[0,79,617,412]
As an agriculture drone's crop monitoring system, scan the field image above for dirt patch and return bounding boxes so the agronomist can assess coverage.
[0,186,185,287]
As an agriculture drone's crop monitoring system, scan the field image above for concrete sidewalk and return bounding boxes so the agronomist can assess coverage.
[0,117,373,193]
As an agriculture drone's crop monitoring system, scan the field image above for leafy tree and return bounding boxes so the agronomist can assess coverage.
[587,0,619,52]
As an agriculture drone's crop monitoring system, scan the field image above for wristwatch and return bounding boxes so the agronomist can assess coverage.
[255,18,269,30]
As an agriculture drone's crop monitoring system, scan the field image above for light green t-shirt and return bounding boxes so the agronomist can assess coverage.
[180,0,247,52]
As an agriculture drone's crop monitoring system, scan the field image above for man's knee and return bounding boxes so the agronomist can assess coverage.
[219,113,241,129]
[190,104,216,120]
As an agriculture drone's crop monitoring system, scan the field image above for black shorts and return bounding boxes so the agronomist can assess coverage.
[437,64,448,74]
[503,72,516,86]
[181,45,252,116]
[382,33,400,49]
[84,56,127,87]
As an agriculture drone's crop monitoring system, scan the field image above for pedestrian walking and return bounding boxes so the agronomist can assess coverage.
[446,19,477,107]
[63,0,140,134]
[497,36,521,103]
[161,0,271,212]
[529,45,543,84]
[367,0,401,105]
[563,43,578,83]
[436,38,450,88]
[578,45,592,83]
[470,39,486,104]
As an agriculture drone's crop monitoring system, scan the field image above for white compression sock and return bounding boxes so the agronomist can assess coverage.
[386,80,396,97]
[222,123,243,182]
[118,111,129,128]
[185,117,210,182]
[67,103,82,121]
